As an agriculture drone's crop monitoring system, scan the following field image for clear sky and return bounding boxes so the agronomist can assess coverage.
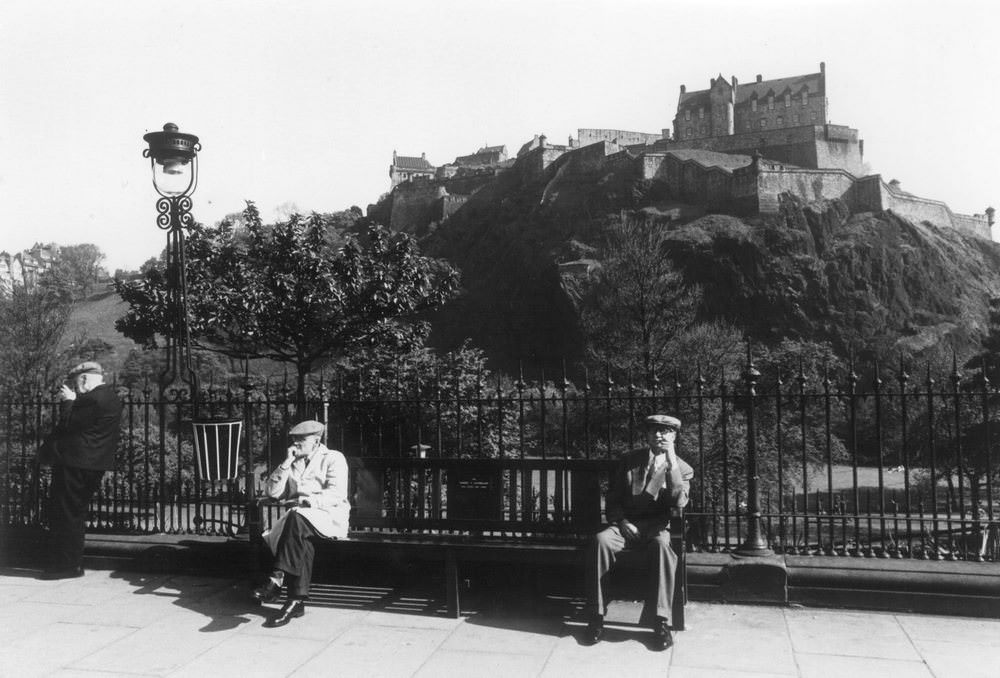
[2,0,998,272]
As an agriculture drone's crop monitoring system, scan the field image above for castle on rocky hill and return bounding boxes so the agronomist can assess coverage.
[383,63,993,239]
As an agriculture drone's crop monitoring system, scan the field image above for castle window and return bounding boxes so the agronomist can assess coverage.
[811,112,817,121]
[699,107,704,119]
[685,110,691,121]
[776,116,783,126]
[700,124,707,135]
[801,91,808,106]
[768,95,774,110]
[759,119,767,129]
[751,99,757,112]
[784,93,791,107]
[793,114,799,124]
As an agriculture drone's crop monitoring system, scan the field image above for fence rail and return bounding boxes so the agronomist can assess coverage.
[3,353,998,561]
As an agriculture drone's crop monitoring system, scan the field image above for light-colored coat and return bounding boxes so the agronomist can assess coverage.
[261,445,351,554]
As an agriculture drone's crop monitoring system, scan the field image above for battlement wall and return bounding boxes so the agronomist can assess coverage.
[656,124,862,175]
[578,128,662,147]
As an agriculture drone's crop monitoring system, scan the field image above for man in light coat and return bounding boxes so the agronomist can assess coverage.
[583,413,694,651]
[253,420,350,627]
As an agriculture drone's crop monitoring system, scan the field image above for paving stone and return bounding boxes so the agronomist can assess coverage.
[796,653,934,678]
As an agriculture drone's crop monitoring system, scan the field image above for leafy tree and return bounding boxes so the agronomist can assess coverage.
[0,283,75,396]
[43,243,108,299]
[114,202,460,401]
[579,216,701,375]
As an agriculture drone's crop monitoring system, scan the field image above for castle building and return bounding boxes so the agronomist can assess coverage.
[389,151,436,187]
[673,63,827,141]
[454,145,508,167]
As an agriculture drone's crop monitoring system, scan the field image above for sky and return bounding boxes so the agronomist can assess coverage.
[2,0,999,272]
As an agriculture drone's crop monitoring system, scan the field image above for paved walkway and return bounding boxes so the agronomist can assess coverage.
[0,567,998,678]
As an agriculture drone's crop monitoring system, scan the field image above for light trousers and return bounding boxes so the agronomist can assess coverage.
[584,517,678,625]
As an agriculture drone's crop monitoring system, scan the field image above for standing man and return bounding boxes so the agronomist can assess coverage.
[253,420,350,628]
[41,361,122,579]
[583,413,694,651]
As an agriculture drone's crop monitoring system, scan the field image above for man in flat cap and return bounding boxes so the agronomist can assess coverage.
[40,362,122,579]
[583,413,694,651]
[253,420,351,627]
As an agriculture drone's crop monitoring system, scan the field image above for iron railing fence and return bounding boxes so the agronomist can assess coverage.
[2,355,997,561]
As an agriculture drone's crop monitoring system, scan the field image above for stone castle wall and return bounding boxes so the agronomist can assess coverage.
[655,124,862,176]
[578,128,663,147]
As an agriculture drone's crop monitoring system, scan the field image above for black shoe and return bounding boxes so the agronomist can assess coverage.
[38,566,84,581]
[264,599,305,628]
[651,618,673,651]
[582,615,604,645]
[252,580,281,604]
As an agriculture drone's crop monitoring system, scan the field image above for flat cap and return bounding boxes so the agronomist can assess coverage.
[644,414,681,429]
[289,420,325,436]
[68,361,103,377]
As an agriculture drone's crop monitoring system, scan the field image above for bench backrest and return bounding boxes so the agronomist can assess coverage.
[347,456,612,538]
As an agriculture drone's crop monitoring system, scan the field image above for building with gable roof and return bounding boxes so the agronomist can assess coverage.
[674,64,827,140]
[389,151,436,188]
[454,145,508,167]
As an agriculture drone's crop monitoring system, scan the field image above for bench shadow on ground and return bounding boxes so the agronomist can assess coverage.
[100,551,478,632]
[445,571,662,649]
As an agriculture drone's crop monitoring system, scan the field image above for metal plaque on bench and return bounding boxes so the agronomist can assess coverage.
[446,467,502,520]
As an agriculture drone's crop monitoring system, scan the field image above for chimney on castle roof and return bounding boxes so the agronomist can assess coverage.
[820,61,826,74]
[732,76,738,88]
[986,206,995,227]
[756,74,762,83]
[680,84,686,94]
[421,152,426,160]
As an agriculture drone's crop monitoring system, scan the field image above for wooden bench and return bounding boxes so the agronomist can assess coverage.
[249,456,687,627]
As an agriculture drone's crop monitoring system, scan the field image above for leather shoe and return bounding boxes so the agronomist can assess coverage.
[582,615,604,645]
[651,618,673,651]
[252,580,281,604]
[264,599,305,628]
[38,566,84,581]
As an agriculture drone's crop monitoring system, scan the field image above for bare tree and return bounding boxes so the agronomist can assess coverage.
[580,216,701,374]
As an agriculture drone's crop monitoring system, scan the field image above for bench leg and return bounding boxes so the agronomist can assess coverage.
[672,547,686,631]
[445,549,460,618]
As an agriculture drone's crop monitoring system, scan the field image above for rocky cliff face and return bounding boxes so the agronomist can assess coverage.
[387,154,1000,371]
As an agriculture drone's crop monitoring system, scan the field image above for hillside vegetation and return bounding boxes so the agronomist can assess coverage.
[401,153,1000,371]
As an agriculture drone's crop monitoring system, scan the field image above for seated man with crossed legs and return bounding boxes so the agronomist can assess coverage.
[583,413,693,651]
[253,420,350,628]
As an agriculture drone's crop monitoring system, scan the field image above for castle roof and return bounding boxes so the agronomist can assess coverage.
[735,72,822,103]
[679,70,823,107]
[393,155,435,171]
[477,145,506,154]
[663,149,755,172]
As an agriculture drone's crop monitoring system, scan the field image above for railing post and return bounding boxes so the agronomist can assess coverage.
[736,339,773,556]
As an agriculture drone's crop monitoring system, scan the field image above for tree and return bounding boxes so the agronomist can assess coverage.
[43,243,108,299]
[579,216,701,374]
[0,283,74,395]
[114,202,460,400]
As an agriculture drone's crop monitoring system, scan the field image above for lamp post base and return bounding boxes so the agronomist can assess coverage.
[733,544,775,557]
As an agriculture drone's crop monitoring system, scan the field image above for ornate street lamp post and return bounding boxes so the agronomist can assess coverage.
[142,122,201,398]
[142,124,242,488]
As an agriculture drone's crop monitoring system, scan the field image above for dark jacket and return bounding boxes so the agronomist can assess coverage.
[54,383,122,471]
[606,447,694,524]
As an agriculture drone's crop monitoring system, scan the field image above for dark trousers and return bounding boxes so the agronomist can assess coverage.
[272,511,323,599]
[584,518,678,625]
[48,465,104,571]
